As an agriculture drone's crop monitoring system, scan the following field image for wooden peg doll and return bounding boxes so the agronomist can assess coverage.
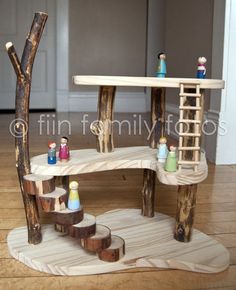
[156,52,167,78]
[68,181,80,210]
[157,137,168,163]
[196,56,207,79]
[59,136,70,162]
[165,145,177,172]
[47,141,56,164]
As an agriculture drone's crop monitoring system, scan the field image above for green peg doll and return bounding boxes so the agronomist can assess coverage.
[165,145,177,172]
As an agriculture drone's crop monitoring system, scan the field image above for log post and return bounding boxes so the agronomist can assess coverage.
[174,184,197,242]
[141,169,156,217]
[92,86,116,153]
[150,87,166,149]
[6,12,48,244]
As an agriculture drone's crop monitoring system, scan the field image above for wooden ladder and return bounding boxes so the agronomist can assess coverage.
[178,83,202,172]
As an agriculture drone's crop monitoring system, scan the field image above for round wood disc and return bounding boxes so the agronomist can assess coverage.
[23,174,55,195]
[37,187,67,212]
[69,213,96,239]
[51,207,84,226]
[98,235,125,262]
[80,224,111,252]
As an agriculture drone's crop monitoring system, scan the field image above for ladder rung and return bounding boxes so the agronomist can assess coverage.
[179,93,201,97]
[179,119,201,124]
[178,147,200,151]
[179,133,201,137]
[178,161,200,165]
[179,106,202,110]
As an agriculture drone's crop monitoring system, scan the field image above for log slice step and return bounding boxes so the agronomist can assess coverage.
[98,235,125,262]
[69,214,96,239]
[23,174,55,195]
[52,207,84,226]
[80,224,111,252]
[37,187,67,212]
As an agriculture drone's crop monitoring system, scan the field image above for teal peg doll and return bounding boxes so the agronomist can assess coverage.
[156,52,167,78]
[165,145,177,172]
[157,136,168,163]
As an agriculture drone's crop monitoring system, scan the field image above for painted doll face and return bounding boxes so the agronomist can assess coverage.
[198,57,207,64]
[170,145,176,152]
[48,142,56,149]
[159,137,167,144]
[69,181,79,190]
[61,137,68,145]
[159,54,166,60]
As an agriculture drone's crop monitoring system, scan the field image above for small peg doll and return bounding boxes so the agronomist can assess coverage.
[47,141,56,164]
[68,181,80,210]
[59,136,70,162]
[157,137,168,163]
[165,145,177,172]
[196,56,207,79]
[156,52,167,78]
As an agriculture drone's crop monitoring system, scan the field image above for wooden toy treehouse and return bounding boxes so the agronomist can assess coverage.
[6,12,229,275]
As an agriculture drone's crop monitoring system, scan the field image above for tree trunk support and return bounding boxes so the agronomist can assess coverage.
[150,87,166,149]
[6,12,48,244]
[141,169,156,217]
[91,86,116,153]
[174,184,197,242]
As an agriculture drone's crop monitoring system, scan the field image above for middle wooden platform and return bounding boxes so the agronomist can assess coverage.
[31,146,207,185]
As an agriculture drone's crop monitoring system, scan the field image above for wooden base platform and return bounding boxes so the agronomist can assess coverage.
[7,209,229,276]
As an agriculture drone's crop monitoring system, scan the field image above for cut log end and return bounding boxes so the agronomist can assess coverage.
[80,224,111,252]
[69,213,96,239]
[38,187,67,212]
[98,235,125,262]
[23,174,55,195]
[52,207,84,226]
[5,42,13,50]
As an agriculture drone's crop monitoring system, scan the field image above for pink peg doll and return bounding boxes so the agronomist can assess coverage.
[59,136,70,162]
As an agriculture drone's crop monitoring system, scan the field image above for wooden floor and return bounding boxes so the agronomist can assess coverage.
[0,112,236,290]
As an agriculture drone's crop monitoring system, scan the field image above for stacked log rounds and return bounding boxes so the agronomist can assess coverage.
[51,207,84,226]
[23,174,55,195]
[37,187,67,212]
[68,213,96,239]
[98,235,125,262]
[80,224,111,252]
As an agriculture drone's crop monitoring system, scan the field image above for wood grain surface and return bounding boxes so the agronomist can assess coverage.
[31,147,208,186]
[7,209,229,275]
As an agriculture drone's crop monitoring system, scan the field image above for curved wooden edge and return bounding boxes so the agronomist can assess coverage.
[38,187,67,212]
[7,209,230,275]
[72,76,224,89]
[68,213,96,239]
[51,207,84,226]
[98,235,125,262]
[31,147,208,186]
[80,224,111,252]
[23,174,55,195]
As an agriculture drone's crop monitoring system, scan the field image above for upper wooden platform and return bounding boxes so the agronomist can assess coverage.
[31,146,207,186]
[73,76,225,89]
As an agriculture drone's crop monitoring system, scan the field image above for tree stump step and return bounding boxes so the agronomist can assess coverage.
[37,187,67,213]
[52,207,84,226]
[23,174,55,195]
[80,224,111,252]
[69,213,96,239]
[98,235,125,262]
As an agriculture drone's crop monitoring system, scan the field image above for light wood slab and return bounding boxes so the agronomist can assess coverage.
[7,209,229,275]
[30,146,208,186]
[72,76,225,89]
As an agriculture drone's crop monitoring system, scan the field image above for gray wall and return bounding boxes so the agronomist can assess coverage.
[165,0,214,110]
[69,0,147,92]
